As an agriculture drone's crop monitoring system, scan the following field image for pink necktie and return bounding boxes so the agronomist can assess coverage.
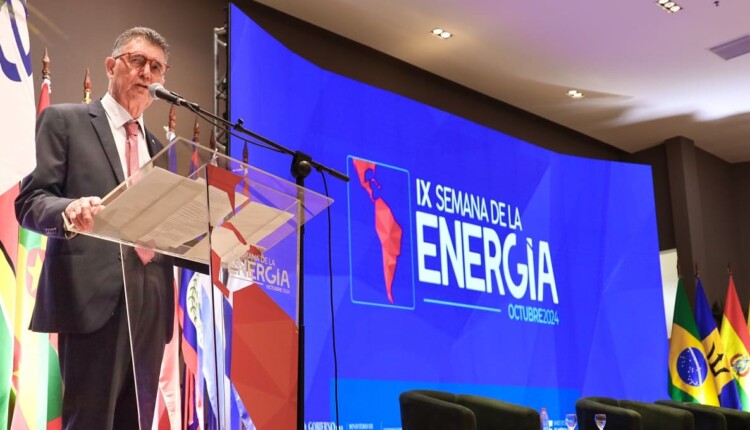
[124,120,141,181]
[124,120,155,265]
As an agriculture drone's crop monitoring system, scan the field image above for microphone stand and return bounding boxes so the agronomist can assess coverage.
[183,102,349,430]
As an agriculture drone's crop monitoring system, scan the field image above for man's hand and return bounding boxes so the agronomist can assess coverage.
[65,196,103,232]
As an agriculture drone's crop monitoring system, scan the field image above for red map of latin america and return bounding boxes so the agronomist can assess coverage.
[352,159,403,303]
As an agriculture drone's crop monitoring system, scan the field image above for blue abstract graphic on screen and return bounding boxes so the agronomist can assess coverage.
[229,4,668,428]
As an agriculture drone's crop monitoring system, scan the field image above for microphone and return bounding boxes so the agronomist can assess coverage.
[148,83,200,110]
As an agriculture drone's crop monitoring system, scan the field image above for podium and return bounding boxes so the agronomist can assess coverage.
[74,137,333,429]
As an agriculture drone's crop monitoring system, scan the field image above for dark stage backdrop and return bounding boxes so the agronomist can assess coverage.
[229,3,667,429]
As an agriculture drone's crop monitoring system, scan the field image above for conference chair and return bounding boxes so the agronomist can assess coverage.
[399,389,540,430]
[400,390,476,430]
[456,394,539,430]
[656,400,750,430]
[576,397,641,430]
[651,400,726,430]
[619,400,694,430]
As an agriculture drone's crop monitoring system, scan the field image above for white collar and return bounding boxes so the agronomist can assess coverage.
[101,92,145,133]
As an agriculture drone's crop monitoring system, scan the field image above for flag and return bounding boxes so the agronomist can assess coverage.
[1,180,20,430]
[0,0,36,193]
[152,277,182,430]
[1,2,35,426]
[721,274,750,411]
[0,189,17,430]
[11,228,60,430]
[179,270,202,430]
[152,100,184,430]
[669,277,719,405]
[694,277,741,409]
[176,117,204,429]
[177,119,252,428]
[166,104,178,172]
[197,275,252,429]
[11,56,62,430]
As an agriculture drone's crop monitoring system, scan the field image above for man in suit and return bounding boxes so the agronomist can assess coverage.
[16,27,175,429]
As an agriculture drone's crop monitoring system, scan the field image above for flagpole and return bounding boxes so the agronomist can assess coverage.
[82,68,91,105]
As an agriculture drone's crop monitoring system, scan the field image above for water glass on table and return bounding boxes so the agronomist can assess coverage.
[565,413,577,430]
[594,414,606,430]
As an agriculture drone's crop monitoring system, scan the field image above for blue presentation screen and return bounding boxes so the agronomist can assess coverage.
[229,4,667,428]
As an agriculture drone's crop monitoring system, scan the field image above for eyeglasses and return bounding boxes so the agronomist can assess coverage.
[114,52,169,77]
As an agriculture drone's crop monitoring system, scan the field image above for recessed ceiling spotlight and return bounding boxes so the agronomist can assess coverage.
[431,28,453,39]
[656,0,683,13]
[567,90,584,99]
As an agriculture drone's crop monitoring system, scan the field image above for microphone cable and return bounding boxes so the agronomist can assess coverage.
[320,170,341,428]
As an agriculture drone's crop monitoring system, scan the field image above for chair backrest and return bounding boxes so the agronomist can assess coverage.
[620,400,694,430]
[457,394,540,430]
[656,400,750,430]
[715,407,750,430]
[576,397,642,430]
[586,397,621,407]
[717,408,750,430]
[399,390,477,430]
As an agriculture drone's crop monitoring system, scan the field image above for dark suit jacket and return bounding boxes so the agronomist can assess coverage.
[15,99,175,336]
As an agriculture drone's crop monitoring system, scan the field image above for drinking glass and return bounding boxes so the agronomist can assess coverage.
[565,413,578,430]
[594,414,606,430]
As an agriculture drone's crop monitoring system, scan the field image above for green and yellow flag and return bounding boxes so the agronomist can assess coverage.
[10,65,62,430]
[0,202,17,430]
[669,277,720,405]
[0,1,36,427]
[721,274,750,411]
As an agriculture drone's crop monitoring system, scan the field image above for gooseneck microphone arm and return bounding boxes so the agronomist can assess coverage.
[150,83,348,430]
[148,83,348,181]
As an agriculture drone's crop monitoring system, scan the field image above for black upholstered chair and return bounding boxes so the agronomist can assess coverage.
[576,397,642,430]
[399,389,540,430]
[619,400,694,430]
[456,394,539,430]
[400,390,476,430]
[653,400,726,430]
[656,399,750,430]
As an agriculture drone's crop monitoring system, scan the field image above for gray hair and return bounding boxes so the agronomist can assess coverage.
[112,27,169,61]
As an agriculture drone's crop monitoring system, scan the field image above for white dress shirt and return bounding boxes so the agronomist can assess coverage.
[100,92,150,177]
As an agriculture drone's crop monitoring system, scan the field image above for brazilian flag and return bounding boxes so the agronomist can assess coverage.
[669,277,720,405]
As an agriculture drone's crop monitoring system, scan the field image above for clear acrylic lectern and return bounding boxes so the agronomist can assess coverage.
[74,137,332,429]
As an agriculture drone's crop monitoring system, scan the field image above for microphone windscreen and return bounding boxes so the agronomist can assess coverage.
[148,83,164,100]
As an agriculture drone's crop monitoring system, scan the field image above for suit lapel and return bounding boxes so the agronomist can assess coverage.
[89,100,126,184]
[145,129,163,157]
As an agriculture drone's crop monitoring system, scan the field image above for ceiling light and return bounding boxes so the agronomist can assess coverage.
[567,90,584,99]
[656,0,683,13]
[431,28,453,39]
